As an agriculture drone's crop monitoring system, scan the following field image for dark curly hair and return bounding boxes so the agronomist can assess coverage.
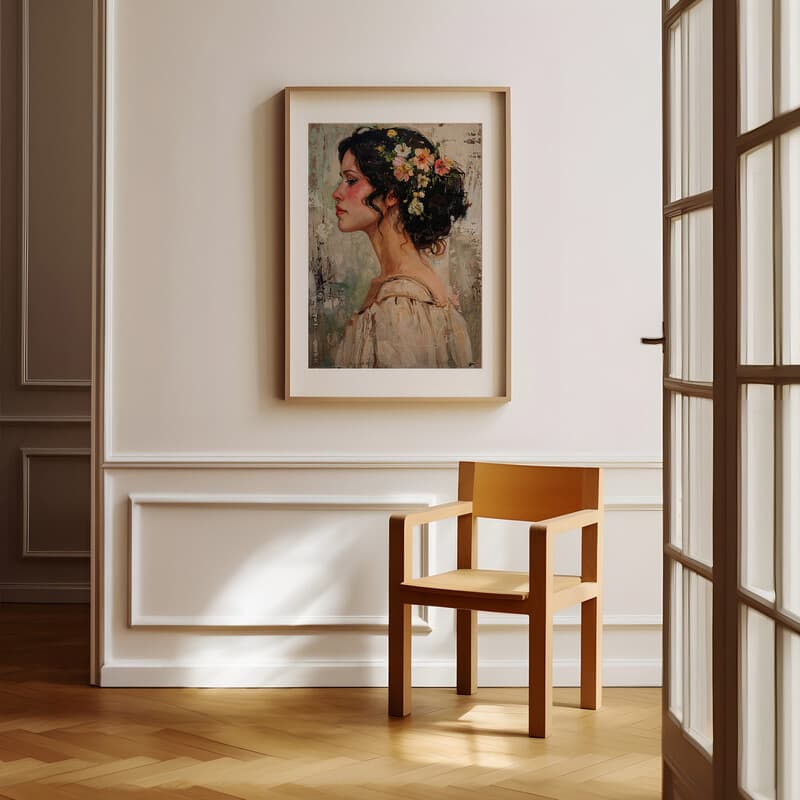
[337,126,469,256]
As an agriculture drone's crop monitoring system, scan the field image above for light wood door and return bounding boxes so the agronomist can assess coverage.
[662,1,800,797]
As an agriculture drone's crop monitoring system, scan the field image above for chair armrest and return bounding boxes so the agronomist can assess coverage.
[390,501,473,533]
[389,501,473,585]
[529,508,601,538]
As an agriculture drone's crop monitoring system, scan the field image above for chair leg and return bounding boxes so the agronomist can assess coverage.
[456,609,477,695]
[580,597,602,710]
[388,599,411,717]
[529,610,552,737]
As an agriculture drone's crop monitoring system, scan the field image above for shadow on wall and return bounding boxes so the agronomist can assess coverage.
[251,93,286,404]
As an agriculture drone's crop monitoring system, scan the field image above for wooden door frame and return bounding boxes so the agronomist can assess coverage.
[712,0,737,797]
[664,0,800,796]
[89,0,107,687]
[661,0,717,795]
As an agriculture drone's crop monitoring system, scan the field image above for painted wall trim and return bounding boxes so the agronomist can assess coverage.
[0,582,89,603]
[128,492,434,629]
[19,0,91,388]
[21,448,91,558]
[130,615,432,632]
[0,416,91,423]
[105,456,663,469]
[100,658,662,688]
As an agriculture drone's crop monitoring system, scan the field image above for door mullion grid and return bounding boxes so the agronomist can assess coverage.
[665,378,714,398]
[738,588,800,638]
[714,0,738,794]
[667,543,714,582]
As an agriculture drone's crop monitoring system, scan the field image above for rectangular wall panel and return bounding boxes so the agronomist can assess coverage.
[129,494,433,628]
[21,0,92,385]
[22,449,90,557]
[0,425,90,599]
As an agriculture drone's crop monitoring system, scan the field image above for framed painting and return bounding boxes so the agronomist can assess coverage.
[285,86,510,400]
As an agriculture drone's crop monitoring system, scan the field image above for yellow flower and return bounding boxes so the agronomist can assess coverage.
[387,129,397,138]
[408,197,424,216]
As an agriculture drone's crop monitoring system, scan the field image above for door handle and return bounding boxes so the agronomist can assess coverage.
[641,322,665,347]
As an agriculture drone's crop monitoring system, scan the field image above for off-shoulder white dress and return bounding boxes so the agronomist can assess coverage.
[335,276,473,369]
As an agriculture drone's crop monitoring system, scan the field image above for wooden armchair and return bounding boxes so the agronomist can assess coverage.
[388,461,603,738]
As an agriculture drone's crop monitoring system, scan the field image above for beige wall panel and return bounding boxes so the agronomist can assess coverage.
[129,496,431,627]
[24,450,90,556]
[108,0,663,459]
[23,0,92,384]
[0,424,89,595]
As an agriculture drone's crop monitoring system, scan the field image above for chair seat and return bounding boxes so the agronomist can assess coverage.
[401,569,582,601]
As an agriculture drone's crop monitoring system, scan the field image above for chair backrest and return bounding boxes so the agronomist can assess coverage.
[457,461,601,522]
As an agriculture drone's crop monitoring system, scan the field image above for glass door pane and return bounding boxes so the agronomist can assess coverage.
[783,385,800,619]
[740,0,773,132]
[671,393,684,549]
[741,384,776,602]
[741,606,776,799]
[687,399,713,565]
[669,209,713,381]
[670,560,684,721]
[687,572,713,751]
[741,143,775,365]
[779,628,800,799]
[778,0,800,115]
[671,394,713,566]
[781,129,800,364]
[669,0,713,202]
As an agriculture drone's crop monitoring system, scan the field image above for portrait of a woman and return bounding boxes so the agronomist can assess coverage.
[308,124,482,370]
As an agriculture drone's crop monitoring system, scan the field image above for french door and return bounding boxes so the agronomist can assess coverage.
[662,0,800,797]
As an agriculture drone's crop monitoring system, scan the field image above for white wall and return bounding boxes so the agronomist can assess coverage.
[102,0,663,687]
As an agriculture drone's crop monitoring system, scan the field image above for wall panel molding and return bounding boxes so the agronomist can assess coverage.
[0,416,91,423]
[22,447,91,557]
[0,582,89,603]
[19,0,91,388]
[128,493,434,630]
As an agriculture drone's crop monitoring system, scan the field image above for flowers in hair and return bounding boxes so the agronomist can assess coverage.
[372,130,460,220]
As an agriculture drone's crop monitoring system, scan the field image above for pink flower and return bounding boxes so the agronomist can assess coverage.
[434,157,453,176]
[392,156,414,182]
[413,148,435,171]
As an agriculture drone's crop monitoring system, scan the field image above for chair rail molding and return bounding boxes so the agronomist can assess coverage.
[103,455,663,470]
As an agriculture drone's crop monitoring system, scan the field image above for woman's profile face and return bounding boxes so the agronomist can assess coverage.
[332,150,381,233]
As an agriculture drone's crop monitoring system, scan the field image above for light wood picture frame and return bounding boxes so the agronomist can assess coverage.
[285,86,510,401]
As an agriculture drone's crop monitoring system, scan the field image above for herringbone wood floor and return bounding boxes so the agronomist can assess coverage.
[0,605,661,799]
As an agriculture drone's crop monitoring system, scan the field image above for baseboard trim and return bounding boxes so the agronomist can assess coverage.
[0,583,90,603]
[100,658,662,688]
